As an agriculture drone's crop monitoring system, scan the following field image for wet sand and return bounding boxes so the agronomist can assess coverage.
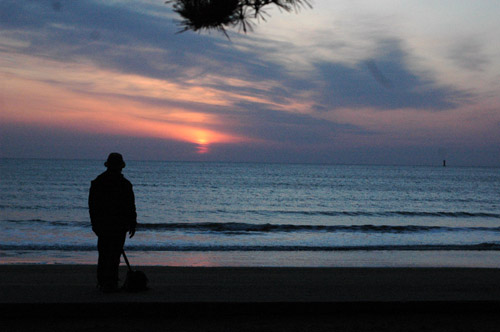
[2,265,500,331]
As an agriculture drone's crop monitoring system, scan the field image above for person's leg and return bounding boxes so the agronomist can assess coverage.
[97,236,112,289]
[108,234,126,287]
[97,234,125,291]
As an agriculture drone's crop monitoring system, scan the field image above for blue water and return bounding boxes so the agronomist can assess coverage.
[1,159,499,266]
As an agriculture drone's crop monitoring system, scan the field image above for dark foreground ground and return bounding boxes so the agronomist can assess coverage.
[4,310,500,332]
[1,265,500,331]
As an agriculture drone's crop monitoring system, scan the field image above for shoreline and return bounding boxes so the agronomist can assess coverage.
[3,249,500,267]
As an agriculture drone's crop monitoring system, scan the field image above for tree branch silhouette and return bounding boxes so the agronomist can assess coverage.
[166,0,312,37]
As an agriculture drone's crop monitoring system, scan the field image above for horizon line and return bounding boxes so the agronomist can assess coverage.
[0,157,497,169]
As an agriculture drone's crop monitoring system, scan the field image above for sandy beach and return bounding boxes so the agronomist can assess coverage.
[2,265,500,331]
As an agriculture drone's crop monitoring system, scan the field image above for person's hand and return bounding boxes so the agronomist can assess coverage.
[129,228,136,239]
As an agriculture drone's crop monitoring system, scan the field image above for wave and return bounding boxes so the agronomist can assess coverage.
[3,219,500,234]
[138,222,500,234]
[0,204,87,210]
[1,243,500,252]
[243,210,500,218]
[1,206,499,219]
[1,219,87,227]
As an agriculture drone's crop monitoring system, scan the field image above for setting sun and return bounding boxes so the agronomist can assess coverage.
[195,137,208,154]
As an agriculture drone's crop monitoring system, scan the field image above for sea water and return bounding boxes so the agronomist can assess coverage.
[1,159,499,267]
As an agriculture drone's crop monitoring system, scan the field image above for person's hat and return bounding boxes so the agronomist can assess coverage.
[104,153,126,169]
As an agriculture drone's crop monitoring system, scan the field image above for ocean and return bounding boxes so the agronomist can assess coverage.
[1,159,499,267]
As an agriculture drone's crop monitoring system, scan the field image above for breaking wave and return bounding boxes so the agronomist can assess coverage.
[138,222,500,234]
[1,243,500,252]
[2,219,500,234]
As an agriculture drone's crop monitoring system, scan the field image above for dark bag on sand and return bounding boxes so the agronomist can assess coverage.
[122,250,149,292]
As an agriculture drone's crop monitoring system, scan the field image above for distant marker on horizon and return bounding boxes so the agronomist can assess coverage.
[443,160,446,167]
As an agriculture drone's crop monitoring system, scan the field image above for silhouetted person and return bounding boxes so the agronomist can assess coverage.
[89,153,136,293]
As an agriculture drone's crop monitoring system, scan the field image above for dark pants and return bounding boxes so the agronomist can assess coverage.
[97,234,126,287]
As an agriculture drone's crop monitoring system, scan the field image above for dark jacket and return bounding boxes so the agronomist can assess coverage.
[89,170,137,236]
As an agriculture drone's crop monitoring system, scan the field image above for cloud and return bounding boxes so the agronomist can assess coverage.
[313,40,469,111]
[448,39,489,72]
[0,0,226,80]
[228,101,367,146]
[0,0,469,114]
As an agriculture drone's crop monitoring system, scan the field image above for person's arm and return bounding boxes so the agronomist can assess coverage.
[128,228,136,238]
[88,182,99,236]
[127,184,137,238]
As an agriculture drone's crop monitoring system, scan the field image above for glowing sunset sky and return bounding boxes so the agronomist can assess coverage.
[1,0,499,165]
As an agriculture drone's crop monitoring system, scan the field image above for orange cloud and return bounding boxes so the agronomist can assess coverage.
[0,72,249,152]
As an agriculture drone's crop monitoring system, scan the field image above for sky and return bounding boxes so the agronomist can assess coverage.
[1,0,499,166]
